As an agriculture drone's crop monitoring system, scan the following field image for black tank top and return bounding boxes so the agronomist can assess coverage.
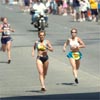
[2,23,10,36]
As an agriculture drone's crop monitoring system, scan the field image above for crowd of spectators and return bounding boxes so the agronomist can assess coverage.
[1,0,100,22]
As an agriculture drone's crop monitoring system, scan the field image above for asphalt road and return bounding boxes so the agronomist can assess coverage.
[0,3,100,100]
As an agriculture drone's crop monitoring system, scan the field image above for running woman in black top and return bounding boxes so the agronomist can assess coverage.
[0,17,15,64]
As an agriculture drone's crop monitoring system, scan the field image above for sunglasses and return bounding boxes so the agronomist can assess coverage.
[71,32,77,33]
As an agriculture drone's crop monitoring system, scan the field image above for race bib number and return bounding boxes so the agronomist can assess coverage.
[4,28,10,35]
[72,52,80,60]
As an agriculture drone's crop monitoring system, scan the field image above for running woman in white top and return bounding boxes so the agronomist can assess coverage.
[63,28,85,84]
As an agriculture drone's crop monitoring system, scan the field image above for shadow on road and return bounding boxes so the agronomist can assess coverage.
[0,61,8,64]
[56,82,75,86]
[27,29,38,33]
[0,92,99,100]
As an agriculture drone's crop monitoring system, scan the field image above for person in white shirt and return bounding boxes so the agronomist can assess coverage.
[79,0,88,21]
[31,0,48,24]
[45,0,51,14]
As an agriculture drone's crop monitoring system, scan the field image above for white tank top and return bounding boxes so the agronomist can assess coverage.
[69,37,79,47]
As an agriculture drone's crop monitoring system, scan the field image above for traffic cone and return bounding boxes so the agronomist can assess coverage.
[87,10,92,20]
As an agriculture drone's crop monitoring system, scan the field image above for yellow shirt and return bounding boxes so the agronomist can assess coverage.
[89,0,98,9]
